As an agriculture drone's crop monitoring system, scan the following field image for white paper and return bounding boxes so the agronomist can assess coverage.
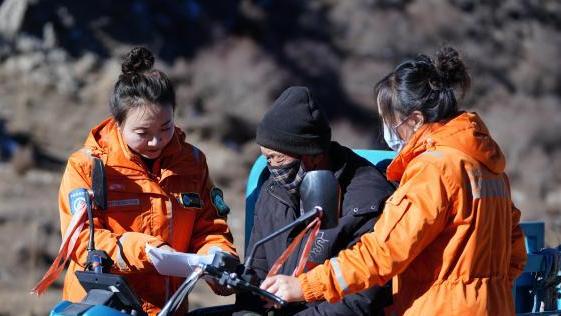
[146,244,214,277]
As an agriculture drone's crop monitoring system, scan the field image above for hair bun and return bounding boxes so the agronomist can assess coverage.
[434,46,469,89]
[121,47,155,75]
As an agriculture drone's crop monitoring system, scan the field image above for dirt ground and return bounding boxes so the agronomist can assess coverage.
[0,1,560,315]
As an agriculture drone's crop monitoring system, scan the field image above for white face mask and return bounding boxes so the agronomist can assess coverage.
[383,122,405,152]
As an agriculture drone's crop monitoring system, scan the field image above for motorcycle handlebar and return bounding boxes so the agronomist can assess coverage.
[228,276,287,306]
[159,251,287,316]
[203,255,288,307]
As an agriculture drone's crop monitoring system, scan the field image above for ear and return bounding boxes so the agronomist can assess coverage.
[410,111,425,131]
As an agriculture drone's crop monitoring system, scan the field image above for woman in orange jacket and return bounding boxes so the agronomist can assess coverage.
[51,47,236,315]
[261,47,527,315]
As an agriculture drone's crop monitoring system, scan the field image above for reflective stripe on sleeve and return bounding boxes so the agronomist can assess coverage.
[166,199,173,244]
[329,258,350,294]
[116,236,131,272]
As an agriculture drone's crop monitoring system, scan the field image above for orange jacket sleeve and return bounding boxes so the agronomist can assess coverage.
[509,204,527,282]
[298,160,450,303]
[188,154,236,256]
[59,152,165,273]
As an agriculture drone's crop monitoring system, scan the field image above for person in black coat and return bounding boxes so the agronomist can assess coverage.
[236,86,396,315]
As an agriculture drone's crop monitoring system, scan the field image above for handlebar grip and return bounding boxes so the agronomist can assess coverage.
[256,287,288,306]
[202,263,287,307]
[235,281,287,307]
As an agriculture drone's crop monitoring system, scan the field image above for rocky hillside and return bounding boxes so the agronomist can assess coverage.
[0,0,559,315]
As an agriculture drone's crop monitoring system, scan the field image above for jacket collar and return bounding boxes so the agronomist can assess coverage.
[84,117,190,180]
[386,112,505,182]
[386,122,436,181]
[327,142,347,179]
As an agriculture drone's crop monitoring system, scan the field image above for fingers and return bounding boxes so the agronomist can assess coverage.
[260,276,282,309]
[260,275,304,303]
[260,275,280,294]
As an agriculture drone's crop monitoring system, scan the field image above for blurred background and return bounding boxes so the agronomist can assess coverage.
[0,0,559,314]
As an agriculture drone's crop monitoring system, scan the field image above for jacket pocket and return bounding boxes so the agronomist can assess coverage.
[171,205,197,251]
[349,198,387,217]
[98,192,150,235]
[104,178,148,213]
[376,189,412,242]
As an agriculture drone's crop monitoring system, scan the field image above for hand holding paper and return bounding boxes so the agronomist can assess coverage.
[146,244,214,277]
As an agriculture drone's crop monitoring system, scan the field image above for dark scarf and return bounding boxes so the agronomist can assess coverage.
[268,160,306,199]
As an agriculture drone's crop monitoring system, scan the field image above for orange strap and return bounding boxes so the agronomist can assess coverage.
[31,203,88,295]
[293,218,321,276]
[267,217,321,278]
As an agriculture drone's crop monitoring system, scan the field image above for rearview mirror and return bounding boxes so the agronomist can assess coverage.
[299,170,339,229]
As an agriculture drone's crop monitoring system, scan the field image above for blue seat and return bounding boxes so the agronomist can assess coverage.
[514,222,561,315]
[243,149,561,315]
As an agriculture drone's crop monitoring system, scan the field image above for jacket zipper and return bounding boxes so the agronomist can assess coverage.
[266,184,295,209]
[266,184,305,259]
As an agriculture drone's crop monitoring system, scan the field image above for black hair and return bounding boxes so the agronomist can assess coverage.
[375,46,471,125]
[110,47,176,125]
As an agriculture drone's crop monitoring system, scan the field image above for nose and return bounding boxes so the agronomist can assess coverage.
[147,135,160,147]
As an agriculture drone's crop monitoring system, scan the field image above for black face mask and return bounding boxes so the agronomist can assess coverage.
[267,160,306,197]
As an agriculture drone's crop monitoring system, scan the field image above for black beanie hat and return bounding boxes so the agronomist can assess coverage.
[256,86,331,155]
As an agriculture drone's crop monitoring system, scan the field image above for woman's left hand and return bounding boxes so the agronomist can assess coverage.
[260,275,304,303]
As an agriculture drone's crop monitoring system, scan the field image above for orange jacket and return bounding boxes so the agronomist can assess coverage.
[59,118,236,315]
[298,112,527,315]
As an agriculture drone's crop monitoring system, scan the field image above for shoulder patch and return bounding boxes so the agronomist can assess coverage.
[210,187,230,217]
[69,188,91,215]
[179,192,202,208]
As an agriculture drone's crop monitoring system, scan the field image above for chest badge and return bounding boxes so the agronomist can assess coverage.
[179,192,202,209]
[210,187,230,217]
